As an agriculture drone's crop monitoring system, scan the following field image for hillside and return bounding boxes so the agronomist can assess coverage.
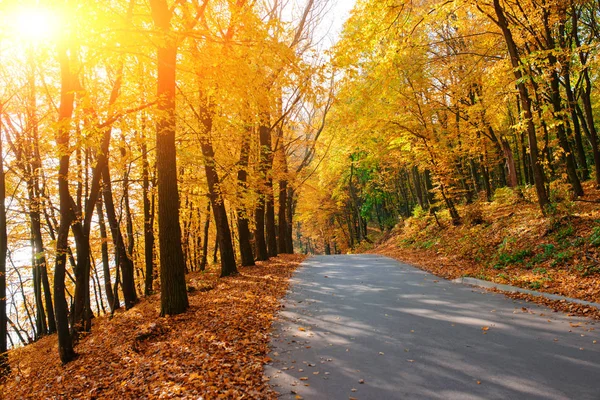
[0,255,303,399]
[367,183,600,320]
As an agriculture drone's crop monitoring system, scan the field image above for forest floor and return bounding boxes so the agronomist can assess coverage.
[0,254,305,399]
[367,182,600,320]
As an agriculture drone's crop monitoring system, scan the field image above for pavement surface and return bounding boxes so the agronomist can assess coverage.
[265,254,600,400]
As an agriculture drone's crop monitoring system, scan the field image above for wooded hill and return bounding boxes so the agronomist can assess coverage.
[298,0,600,255]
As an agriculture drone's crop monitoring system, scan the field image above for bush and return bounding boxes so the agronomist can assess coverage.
[412,205,427,220]
[493,187,520,205]
[464,202,485,226]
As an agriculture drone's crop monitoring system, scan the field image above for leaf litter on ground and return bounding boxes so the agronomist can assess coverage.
[1,254,305,399]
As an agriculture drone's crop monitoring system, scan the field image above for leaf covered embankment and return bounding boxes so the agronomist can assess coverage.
[1,254,304,399]
[369,185,600,319]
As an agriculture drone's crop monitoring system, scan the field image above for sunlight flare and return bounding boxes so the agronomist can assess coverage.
[10,7,60,42]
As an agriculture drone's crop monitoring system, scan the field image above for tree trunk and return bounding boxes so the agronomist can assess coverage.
[0,104,9,375]
[573,8,600,187]
[150,0,189,316]
[265,180,278,257]
[254,122,270,261]
[236,131,255,266]
[102,165,137,309]
[200,201,210,271]
[542,8,583,196]
[54,47,77,364]
[200,138,238,277]
[492,0,548,212]
[142,129,155,295]
[285,188,295,253]
[96,198,117,311]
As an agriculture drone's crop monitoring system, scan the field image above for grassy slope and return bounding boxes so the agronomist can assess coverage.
[368,183,600,318]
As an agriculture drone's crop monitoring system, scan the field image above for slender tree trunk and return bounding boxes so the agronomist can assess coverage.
[71,222,92,332]
[150,0,189,316]
[563,60,589,181]
[500,138,518,188]
[542,8,583,196]
[285,188,295,253]
[255,120,271,260]
[265,181,278,257]
[200,138,238,277]
[54,47,77,364]
[573,9,600,187]
[122,141,135,259]
[236,131,255,266]
[96,198,117,311]
[142,136,155,295]
[491,0,548,212]
[102,165,137,309]
[200,202,210,271]
[0,104,9,375]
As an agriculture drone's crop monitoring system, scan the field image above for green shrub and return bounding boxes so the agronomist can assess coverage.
[551,250,574,267]
[556,224,574,240]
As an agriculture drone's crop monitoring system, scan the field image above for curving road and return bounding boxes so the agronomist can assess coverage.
[265,255,600,400]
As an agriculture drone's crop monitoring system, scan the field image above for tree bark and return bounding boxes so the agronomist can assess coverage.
[150,0,189,316]
[142,128,156,295]
[96,198,117,311]
[102,165,137,309]
[200,202,210,271]
[0,104,9,375]
[254,122,270,261]
[236,131,256,266]
[54,47,77,363]
[199,137,238,277]
[491,0,549,212]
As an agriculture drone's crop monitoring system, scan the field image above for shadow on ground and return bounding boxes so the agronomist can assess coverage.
[266,255,600,400]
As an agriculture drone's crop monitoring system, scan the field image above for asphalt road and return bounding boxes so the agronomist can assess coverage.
[265,255,600,400]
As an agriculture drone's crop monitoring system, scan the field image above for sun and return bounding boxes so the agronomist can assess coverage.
[11,7,60,42]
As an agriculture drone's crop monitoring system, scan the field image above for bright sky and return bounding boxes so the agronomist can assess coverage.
[315,0,356,49]
[322,0,356,46]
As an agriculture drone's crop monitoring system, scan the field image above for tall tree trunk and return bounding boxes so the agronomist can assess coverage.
[0,104,9,375]
[285,188,295,253]
[121,139,135,259]
[200,202,210,271]
[102,165,137,309]
[142,129,155,295]
[96,198,117,311]
[265,180,277,257]
[150,0,189,316]
[199,137,238,277]
[54,47,77,364]
[255,122,270,261]
[70,222,92,332]
[573,8,600,187]
[142,133,155,296]
[278,178,289,253]
[491,0,548,212]
[542,8,583,197]
[236,131,255,266]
